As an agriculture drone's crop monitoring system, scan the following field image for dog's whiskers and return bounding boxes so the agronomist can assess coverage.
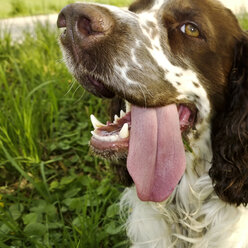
[64,78,77,96]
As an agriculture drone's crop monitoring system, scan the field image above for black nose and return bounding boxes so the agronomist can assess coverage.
[57,3,114,46]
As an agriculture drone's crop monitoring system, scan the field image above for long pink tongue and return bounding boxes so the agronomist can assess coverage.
[127,104,186,202]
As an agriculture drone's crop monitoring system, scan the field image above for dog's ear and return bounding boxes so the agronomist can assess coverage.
[209,33,248,206]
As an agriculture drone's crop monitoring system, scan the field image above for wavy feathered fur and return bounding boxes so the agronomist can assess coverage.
[210,34,248,206]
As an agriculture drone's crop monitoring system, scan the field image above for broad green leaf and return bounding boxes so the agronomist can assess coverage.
[105,222,123,235]
[24,223,46,236]
[9,203,24,220]
[23,212,40,225]
[106,204,119,218]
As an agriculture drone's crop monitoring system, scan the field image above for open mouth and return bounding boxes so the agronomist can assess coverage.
[90,95,197,202]
[90,101,196,156]
[90,101,131,158]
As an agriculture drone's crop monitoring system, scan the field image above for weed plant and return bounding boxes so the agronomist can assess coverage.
[0,24,127,248]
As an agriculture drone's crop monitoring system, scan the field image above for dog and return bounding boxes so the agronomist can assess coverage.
[57,0,248,247]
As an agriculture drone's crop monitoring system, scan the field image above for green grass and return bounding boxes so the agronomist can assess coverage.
[0,0,132,19]
[238,13,248,29]
[0,25,128,247]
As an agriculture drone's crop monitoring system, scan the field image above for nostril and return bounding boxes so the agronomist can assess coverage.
[78,16,93,36]
[57,13,66,28]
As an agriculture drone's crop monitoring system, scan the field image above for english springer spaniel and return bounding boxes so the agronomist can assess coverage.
[57,0,248,247]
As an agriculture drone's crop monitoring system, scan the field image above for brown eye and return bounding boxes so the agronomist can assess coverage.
[180,23,200,38]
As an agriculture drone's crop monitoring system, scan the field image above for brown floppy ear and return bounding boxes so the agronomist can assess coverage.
[209,33,248,206]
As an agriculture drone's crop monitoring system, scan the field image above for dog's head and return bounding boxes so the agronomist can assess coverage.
[57,0,248,205]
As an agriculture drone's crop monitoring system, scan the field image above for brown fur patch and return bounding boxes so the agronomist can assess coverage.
[129,0,155,13]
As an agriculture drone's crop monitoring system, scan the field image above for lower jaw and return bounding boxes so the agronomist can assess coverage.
[90,136,129,159]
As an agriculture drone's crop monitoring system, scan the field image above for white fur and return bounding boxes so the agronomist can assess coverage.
[121,161,248,248]
[121,187,248,248]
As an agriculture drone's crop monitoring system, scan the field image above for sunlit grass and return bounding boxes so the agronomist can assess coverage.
[0,25,127,247]
[0,0,132,19]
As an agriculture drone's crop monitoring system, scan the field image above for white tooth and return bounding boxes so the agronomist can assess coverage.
[125,101,131,113]
[91,131,119,142]
[91,131,96,137]
[119,123,129,139]
[90,114,104,129]
[120,110,126,118]
[114,114,119,123]
[107,135,119,142]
